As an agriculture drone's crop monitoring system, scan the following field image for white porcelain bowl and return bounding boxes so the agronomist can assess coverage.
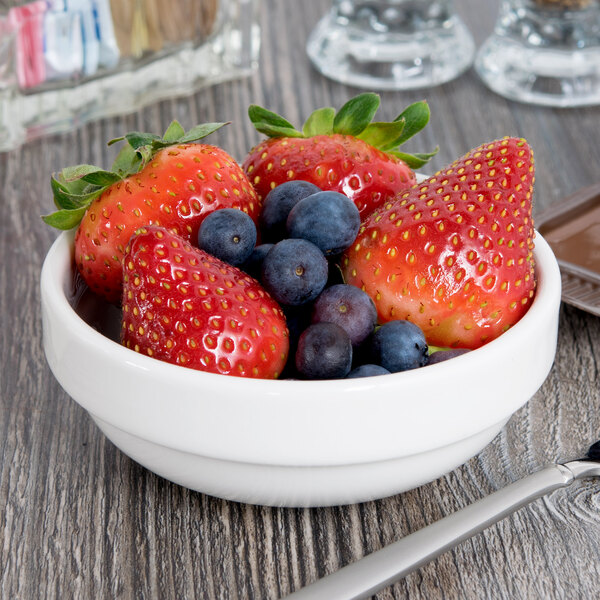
[41,230,561,507]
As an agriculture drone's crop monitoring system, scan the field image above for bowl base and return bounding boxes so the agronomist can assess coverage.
[92,414,508,507]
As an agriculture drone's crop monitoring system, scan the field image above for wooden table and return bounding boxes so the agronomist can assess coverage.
[2,1,600,597]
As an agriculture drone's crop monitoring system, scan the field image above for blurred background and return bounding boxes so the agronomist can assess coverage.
[1,2,600,599]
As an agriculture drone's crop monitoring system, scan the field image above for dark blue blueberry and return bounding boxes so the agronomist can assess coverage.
[261,239,328,306]
[346,364,391,378]
[295,322,353,379]
[260,180,321,242]
[367,320,429,372]
[312,284,377,346]
[197,208,257,266]
[241,243,274,280]
[286,191,360,256]
[427,348,471,365]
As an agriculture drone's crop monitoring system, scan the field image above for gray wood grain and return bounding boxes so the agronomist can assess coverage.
[1,0,600,598]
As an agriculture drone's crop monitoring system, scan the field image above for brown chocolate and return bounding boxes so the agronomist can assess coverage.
[537,182,600,316]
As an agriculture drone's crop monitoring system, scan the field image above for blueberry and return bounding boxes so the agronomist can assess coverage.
[346,364,391,378]
[295,322,353,379]
[427,348,471,364]
[261,239,328,306]
[241,243,274,280]
[367,320,429,372]
[260,180,321,242]
[286,191,360,256]
[197,208,257,266]
[312,284,377,346]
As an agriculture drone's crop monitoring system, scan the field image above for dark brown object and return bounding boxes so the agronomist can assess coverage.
[533,0,594,8]
[537,183,600,316]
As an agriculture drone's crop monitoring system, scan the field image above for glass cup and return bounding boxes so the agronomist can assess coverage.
[306,0,475,90]
[0,0,260,151]
[475,0,600,107]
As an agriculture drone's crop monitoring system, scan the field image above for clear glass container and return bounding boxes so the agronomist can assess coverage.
[306,0,475,90]
[475,0,600,107]
[0,0,260,151]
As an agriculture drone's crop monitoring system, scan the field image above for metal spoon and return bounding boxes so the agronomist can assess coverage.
[285,442,600,600]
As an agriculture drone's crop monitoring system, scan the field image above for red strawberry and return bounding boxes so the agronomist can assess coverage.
[242,93,437,217]
[121,226,289,379]
[342,137,536,349]
[44,121,259,303]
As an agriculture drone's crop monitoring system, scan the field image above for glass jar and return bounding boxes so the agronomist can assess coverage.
[0,0,261,151]
[306,0,475,90]
[475,0,600,107]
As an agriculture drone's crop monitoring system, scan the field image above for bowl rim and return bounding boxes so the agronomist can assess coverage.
[41,229,562,466]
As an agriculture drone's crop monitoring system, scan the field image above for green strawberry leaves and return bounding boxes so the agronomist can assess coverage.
[44,165,112,229]
[110,142,142,178]
[302,107,335,137]
[108,121,227,173]
[247,105,304,138]
[77,169,122,187]
[162,120,186,142]
[43,205,89,230]
[388,150,439,169]
[332,92,380,136]
[43,120,227,230]
[248,92,437,167]
[357,120,407,149]
[391,102,433,148]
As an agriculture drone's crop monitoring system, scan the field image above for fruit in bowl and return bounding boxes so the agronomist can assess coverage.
[41,96,562,506]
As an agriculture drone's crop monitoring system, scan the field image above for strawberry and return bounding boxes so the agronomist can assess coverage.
[121,226,289,379]
[342,137,537,349]
[44,121,259,303]
[242,93,437,217]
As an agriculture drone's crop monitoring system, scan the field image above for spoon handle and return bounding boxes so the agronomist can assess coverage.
[285,464,575,600]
